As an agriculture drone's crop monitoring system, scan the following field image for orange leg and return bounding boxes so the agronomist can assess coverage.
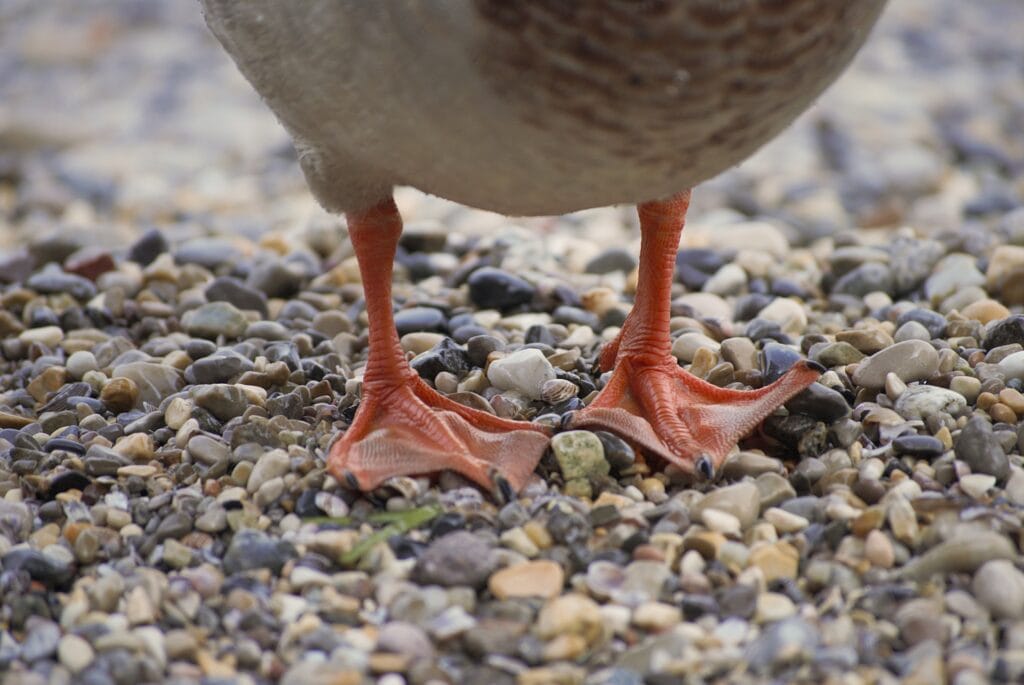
[327,198,550,493]
[569,191,822,478]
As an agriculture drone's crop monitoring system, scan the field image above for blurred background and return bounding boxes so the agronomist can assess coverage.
[0,0,1022,267]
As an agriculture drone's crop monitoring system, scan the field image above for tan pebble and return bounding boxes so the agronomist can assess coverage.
[960,299,1010,324]
[638,477,666,503]
[998,388,1024,415]
[887,497,919,545]
[989,402,1017,424]
[28,366,67,403]
[688,345,718,379]
[500,527,539,558]
[541,633,588,662]
[747,541,799,582]
[117,464,157,478]
[754,592,797,623]
[934,425,953,451]
[100,377,139,413]
[19,325,64,348]
[535,594,604,644]
[763,507,809,534]
[959,474,996,499]
[851,507,885,537]
[489,560,565,600]
[631,601,682,631]
[113,433,154,461]
[523,520,553,550]
[701,508,741,536]
[683,531,726,560]
[884,372,907,400]
[976,392,998,411]
[581,287,619,316]
[865,530,895,568]
[165,397,193,431]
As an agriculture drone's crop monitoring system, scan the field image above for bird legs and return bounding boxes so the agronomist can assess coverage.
[327,198,550,493]
[568,190,821,478]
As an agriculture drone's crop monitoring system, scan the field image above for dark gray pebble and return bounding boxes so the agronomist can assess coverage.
[467,267,534,311]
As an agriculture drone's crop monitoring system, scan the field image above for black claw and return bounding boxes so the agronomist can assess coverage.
[696,455,714,480]
[805,360,826,374]
[491,471,515,504]
[342,469,360,490]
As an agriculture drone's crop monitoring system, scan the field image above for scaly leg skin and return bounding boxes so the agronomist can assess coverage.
[569,190,822,479]
[327,198,550,493]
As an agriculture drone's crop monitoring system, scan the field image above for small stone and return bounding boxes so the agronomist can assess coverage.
[757,298,807,336]
[66,351,99,380]
[701,508,742,536]
[631,602,682,631]
[222,530,295,575]
[747,541,799,582]
[100,377,139,413]
[961,299,1011,324]
[986,245,1024,305]
[193,384,248,421]
[950,376,982,403]
[955,416,1009,480]
[486,348,556,400]
[182,302,249,339]
[414,531,495,588]
[536,594,604,645]
[836,328,893,354]
[754,592,797,623]
[959,473,996,499]
[113,433,154,461]
[671,332,720,364]
[851,340,939,390]
[467,267,535,310]
[691,481,761,530]
[864,530,895,568]
[894,385,967,420]
[58,634,94,673]
[246,449,290,493]
[19,325,64,348]
[488,560,564,600]
[901,531,1017,581]
[551,430,609,482]
[973,560,1024,619]
[763,507,808,534]
[111,362,183,406]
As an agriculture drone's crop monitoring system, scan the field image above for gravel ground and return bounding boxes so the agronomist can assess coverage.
[2,1,1024,684]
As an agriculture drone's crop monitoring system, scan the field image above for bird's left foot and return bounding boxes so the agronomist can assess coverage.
[567,346,822,479]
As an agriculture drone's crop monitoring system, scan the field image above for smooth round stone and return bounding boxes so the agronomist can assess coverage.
[671,332,720,364]
[950,376,982,403]
[812,342,865,367]
[954,416,1009,480]
[835,328,893,355]
[894,385,967,420]
[223,529,295,575]
[186,351,255,384]
[851,340,939,390]
[997,350,1024,382]
[757,297,807,335]
[19,325,64,348]
[100,377,139,413]
[833,262,894,297]
[111,362,183,406]
[763,507,808,534]
[57,633,95,673]
[192,384,248,421]
[20,617,61,661]
[394,306,447,336]
[585,247,637,275]
[691,481,760,530]
[891,434,945,458]
[246,449,290,493]
[893,320,931,343]
[205,276,268,316]
[973,560,1024,619]
[467,267,535,310]
[66,350,99,380]
[720,337,758,372]
[27,266,97,300]
[761,342,803,383]
[786,384,851,422]
[175,237,241,269]
[182,302,249,339]
[486,348,556,400]
[535,594,603,645]
[703,263,747,296]
[488,560,565,600]
[414,531,495,589]
[552,430,609,482]
[924,255,985,302]
[754,592,797,623]
[961,299,1011,325]
[959,473,996,499]
[896,308,947,338]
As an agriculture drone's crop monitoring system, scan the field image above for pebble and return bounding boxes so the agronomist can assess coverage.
[488,560,565,599]
[486,348,556,400]
[57,634,95,673]
[973,560,1024,619]
[182,301,249,339]
[551,430,609,483]
[851,340,939,389]
[954,416,1010,480]
[415,531,495,588]
[691,481,761,530]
